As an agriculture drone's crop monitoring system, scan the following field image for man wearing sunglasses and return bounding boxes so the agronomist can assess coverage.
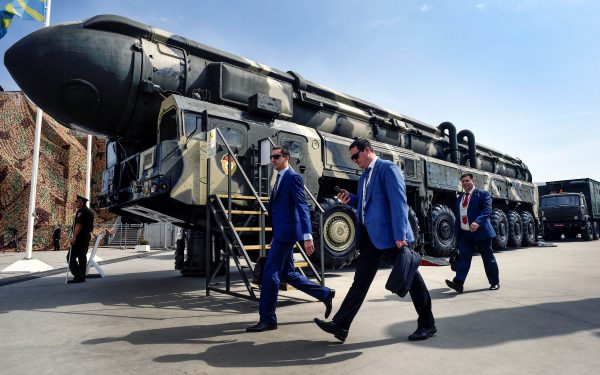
[247,146,335,332]
[314,138,436,342]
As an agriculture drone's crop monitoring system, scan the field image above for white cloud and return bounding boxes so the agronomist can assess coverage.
[420,4,433,12]
[476,3,486,10]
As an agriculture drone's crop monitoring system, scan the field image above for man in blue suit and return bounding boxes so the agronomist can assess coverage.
[247,146,335,332]
[314,139,436,342]
[446,173,500,293]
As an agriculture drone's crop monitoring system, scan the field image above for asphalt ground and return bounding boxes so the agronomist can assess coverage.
[1,240,599,375]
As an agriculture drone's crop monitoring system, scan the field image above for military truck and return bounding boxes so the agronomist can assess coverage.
[538,179,600,241]
[5,15,540,274]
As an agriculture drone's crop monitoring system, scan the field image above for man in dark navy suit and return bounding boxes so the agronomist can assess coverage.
[314,138,436,342]
[246,146,335,332]
[446,173,500,293]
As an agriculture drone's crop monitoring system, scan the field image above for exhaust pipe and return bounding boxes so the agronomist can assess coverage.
[437,122,459,164]
[457,129,477,168]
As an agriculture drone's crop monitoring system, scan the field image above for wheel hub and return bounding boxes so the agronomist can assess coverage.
[324,212,354,253]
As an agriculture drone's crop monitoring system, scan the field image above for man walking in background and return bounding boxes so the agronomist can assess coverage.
[52,225,61,251]
[446,173,499,293]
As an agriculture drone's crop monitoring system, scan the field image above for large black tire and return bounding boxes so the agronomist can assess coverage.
[181,230,221,276]
[506,210,523,248]
[520,211,536,246]
[582,221,593,241]
[490,208,508,250]
[312,199,359,268]
[408,206,423,252]
[593,222,599,241]
[427,204,456,257]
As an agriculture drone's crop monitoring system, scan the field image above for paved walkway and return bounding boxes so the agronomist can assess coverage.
[0,246,170,284]
[1,240,599,374]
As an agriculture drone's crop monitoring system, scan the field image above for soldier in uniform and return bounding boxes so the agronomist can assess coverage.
[67,195,94,284]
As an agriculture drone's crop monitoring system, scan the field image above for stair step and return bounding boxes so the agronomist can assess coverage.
[244,245,272,250]
[228,210,267,215]
[217,194,269,201]
[234,227,272,232]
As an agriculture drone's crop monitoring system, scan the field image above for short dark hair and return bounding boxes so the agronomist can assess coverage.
[460,172,474,180]
[272,145,290,157]
[349,138,372,152]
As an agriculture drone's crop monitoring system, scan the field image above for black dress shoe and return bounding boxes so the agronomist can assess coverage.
[67,278,85,284]
[445,279,463,293]
[323,289,335,319]
[246,322,277,332]
[489,284,500,290]
[408,325,437,341]
[314,318,348,342]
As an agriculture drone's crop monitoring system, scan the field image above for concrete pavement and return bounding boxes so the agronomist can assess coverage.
[1,240,599,374]
[0,246,169,285]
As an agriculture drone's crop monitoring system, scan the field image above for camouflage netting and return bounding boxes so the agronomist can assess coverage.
[0,92,114,252]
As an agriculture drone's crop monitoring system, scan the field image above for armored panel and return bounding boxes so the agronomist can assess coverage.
[490,178,509,200]
[425,159,461,192]
[321,134,359,177]
[208,63,293,118]
[506,177,536,203]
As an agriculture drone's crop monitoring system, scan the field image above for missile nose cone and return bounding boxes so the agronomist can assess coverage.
[4,21,144,139]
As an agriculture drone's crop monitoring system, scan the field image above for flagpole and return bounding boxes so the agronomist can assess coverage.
[86,134,92,206]
[24,0,51,260]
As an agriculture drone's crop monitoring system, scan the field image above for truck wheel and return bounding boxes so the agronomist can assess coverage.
[490,208,508,250]
[408,206,423,252]
[582,221,593,241]
[312,199,358,268]
[593,222,599,240]
[520,211,536,247]
[427,204,456,257]
[506,210,523,247]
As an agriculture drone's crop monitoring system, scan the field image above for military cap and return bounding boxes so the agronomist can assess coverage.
[76,195,89,202]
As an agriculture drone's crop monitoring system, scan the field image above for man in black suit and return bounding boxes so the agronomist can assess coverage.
[52,225,61,251]
[446,173,500,293]
[314,139,436,342]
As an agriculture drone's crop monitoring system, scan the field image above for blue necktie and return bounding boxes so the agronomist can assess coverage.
[272,173,281,198]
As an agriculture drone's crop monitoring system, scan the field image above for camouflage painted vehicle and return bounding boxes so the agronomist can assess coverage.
[538,179,600,241]
[5,15,540,272]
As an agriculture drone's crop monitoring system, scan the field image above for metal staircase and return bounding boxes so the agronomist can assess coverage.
[108,224,143,246]
[204,129,325,301]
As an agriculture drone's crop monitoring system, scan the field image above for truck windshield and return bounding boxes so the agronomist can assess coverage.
[540,195,579,208]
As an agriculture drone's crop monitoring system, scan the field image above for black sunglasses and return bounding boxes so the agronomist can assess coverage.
[270,154,283,160]
[350,150,362,161]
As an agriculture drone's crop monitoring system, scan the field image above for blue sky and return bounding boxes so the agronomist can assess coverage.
[1,0,599,182]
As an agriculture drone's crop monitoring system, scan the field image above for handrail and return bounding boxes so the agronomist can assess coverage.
[215,128,268,213]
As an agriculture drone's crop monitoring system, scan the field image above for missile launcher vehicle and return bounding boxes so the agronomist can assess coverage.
[5,15,540,273]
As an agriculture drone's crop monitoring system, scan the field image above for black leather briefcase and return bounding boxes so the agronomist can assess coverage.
[385,246,421,297]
